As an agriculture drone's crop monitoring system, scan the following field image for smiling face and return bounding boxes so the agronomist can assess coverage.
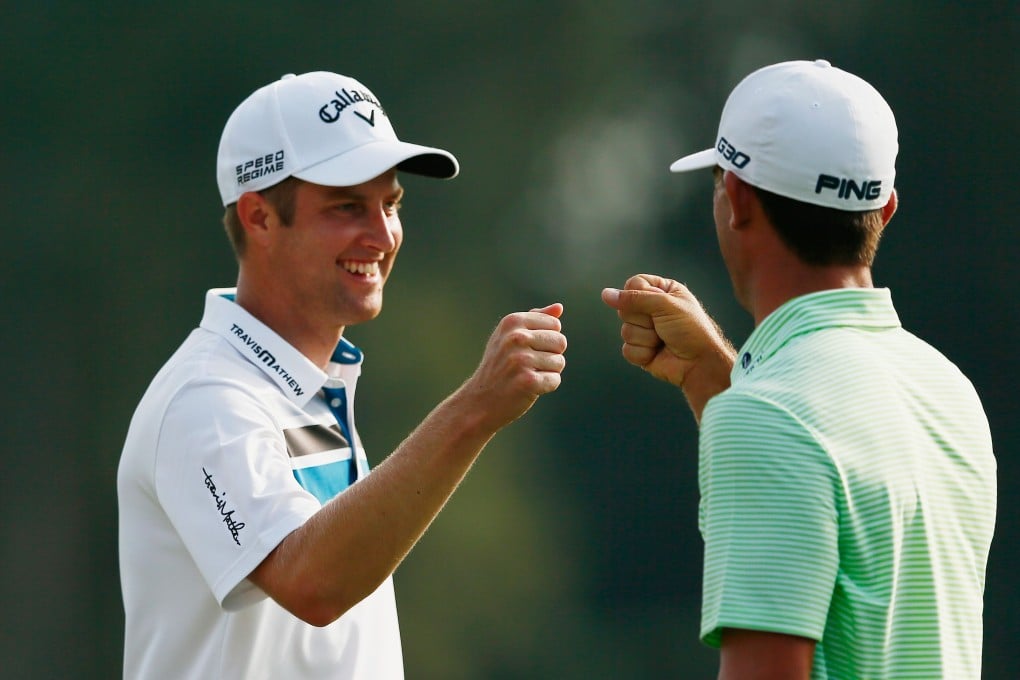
[265,170,405,329]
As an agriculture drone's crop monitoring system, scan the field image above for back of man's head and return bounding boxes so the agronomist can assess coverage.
[671,59,898,265]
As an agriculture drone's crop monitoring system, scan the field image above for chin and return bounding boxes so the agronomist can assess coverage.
[342,305,383,327]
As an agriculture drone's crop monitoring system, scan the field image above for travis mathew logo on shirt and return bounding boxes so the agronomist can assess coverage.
[203,468,246,546]
[229,323,305,397]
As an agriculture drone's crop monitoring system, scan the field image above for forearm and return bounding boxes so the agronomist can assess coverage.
[256,386,497,625]
[251,306,564,624]
[718,629,815,680]
[682,334,736,424]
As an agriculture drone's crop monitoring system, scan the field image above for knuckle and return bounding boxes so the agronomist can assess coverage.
[497,312,522,331]
[505,327,530,347]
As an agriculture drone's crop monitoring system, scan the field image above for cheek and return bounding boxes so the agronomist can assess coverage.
[714,187,734,233]
[712,190,734,253]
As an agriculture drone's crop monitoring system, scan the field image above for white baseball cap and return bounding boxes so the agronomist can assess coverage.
[670,59,897,211]
[217,71,459,206]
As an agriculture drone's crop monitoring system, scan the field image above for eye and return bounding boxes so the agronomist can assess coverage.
[334,202,361,214]
[384,199,402,215]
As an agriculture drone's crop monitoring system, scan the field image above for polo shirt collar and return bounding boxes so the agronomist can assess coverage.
[199,287,363,407]
[733,288,901,380]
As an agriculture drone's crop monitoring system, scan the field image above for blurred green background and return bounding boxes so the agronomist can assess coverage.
[2,2,1017,678]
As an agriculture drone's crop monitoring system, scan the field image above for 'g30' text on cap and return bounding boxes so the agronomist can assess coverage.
[669,59,897,211]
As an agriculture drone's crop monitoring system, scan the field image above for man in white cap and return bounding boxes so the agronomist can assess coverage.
[602,60,995,678]
[118,71,567,679]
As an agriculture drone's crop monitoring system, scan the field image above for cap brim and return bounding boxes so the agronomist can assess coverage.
[669,148,716,173]
[294,140,459,187]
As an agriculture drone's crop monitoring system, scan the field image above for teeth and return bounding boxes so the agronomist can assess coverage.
[342,261,379,275]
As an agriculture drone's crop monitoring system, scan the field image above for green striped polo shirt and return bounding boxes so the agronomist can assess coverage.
[698,288,996,679]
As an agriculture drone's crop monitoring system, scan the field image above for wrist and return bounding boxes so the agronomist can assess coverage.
[682,342,735,423]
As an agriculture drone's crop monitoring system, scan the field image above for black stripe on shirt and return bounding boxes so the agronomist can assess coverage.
[283,423,349,458]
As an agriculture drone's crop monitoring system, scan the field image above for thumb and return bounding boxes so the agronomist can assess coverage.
[601,287,622,309]
[530,302,564,318]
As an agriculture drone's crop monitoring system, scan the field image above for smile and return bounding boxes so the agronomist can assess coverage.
[341,260,380,276]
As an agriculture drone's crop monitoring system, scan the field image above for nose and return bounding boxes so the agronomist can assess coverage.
[364,204,399,251]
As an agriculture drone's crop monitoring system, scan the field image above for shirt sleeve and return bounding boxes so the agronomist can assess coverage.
[154,378,323,610]
[698,390,839,647]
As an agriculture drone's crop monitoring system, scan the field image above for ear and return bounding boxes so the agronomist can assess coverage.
[880,189,898,226]
[723,171,757,229]
[235,191,276,247]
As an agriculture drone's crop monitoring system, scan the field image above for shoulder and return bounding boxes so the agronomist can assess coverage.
[702,387,814,446]
[699,388,837,496]
[143,329,281,409]
[125,329,290,460]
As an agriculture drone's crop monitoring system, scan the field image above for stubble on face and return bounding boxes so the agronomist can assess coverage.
[280,173,404,330]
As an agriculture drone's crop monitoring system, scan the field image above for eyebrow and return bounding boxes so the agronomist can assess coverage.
[323,185,404,201]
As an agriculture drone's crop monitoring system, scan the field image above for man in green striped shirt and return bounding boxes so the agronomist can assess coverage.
[602,60,996,679]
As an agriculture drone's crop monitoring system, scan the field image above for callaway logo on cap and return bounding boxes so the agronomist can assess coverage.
[669,59,898,211]
[216,71,459,206]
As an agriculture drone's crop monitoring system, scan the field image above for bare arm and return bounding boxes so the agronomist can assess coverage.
[602,275,735,423]
[250,304,567,625]
[718,628,816,680]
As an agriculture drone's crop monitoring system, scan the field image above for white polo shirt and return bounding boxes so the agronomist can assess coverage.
[118,288,403,679]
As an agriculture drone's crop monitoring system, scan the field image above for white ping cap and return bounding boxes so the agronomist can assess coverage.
[670,59,897,211]
[217,71,459,206]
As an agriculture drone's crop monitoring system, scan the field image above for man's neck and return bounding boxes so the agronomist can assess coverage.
[234,279,343,370]
[748,264,873,326]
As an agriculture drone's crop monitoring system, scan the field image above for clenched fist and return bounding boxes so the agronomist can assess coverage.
[461,303,567,430]
[602,276,735,422]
